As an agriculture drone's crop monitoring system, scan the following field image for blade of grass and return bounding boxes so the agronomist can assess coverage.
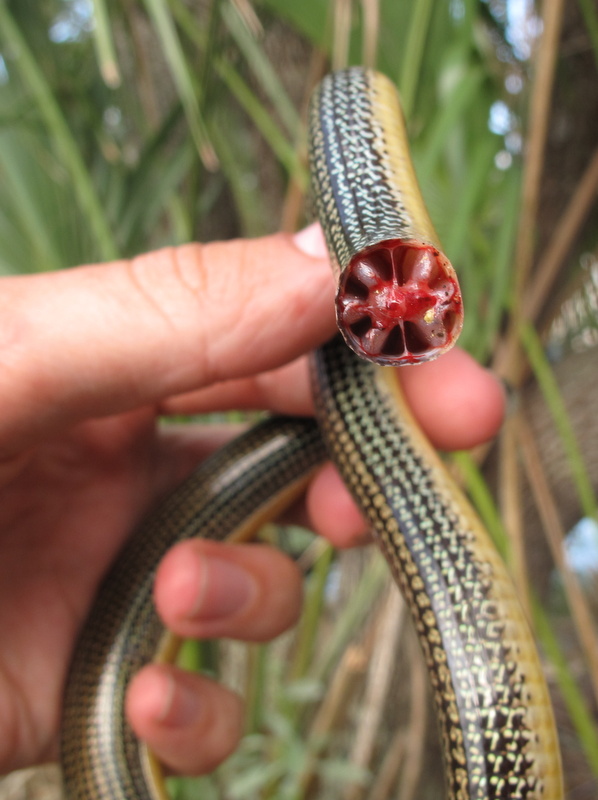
[395,632,428,800]
[117,108,195,250]
[297,644,368,797]
[127,142,195,250]
[443,134,497,261]
[499,415,532,620]
[91,0,121,87]
[578,0,598,73]
[397,0,433,121]
[245,643,269,733]
[142,0,217,169]
[289,544,335,682]
[214,104,277,236]
[0,131,65,271]
[312,552,388,685]
[0,3,118,260]
[165,193,193,246]
[456,162,521,362]
[197,0,224,97]
[164,192,194,244]
[417,66,484,184]
[344,587,404,800]
[0,213,23,274]
[533,594,598,779]
[520,321,598,521]
[231,0,263,37]
[216,59,307,186]
[451,450,509,558]
[221,1,301,138]
[171,0,305,184]
[480,165,521,362]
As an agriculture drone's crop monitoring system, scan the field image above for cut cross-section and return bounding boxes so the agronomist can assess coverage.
[336,239,463,366]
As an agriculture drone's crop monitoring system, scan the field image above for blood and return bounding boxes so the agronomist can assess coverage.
[336,239,463,366]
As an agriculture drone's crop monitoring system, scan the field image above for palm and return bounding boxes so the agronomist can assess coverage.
[0,408,161,769]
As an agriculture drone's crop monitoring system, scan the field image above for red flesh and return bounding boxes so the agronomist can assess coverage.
[336,239,463,366]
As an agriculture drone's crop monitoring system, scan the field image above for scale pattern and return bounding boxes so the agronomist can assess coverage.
[311,339,563,800]
[309,67,439,274]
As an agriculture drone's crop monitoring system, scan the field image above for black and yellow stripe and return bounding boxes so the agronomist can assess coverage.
[312,335,563,800]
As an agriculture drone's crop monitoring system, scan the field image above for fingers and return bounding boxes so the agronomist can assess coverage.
[159,358,314,417]
[127,540,303,775]
[306,463,370,548]
[154,540,303,642]
[161,347,504,458]
[126,665,243,775]
[0,227,334,453]
[160,347,505,447]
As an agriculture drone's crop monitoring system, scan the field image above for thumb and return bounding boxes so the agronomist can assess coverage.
[0,228,334,452]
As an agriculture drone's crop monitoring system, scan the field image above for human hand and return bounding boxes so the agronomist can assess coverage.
[0,225,504,776]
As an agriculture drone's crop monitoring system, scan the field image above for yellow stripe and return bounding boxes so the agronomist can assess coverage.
[367,71,440,247]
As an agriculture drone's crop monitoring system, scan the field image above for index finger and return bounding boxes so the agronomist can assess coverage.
[0,230,335,452]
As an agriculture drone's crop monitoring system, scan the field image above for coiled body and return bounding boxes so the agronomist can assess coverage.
[62,418,326,800]
[61,67,563,800]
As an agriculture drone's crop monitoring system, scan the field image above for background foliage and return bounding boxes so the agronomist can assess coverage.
[0,1,597,798]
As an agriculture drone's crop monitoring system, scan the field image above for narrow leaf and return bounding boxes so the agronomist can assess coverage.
[91,0,121,87]
[0,3,118,260]
[142,0,218,169]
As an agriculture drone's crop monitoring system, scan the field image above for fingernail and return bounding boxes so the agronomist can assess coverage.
[156,671,199,728]
[188,553,257,621]
[292,222,329,259]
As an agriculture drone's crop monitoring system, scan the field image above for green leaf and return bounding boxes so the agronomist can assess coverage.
[398,0,434,120]
[520,322,598,521]
[221,1,300,137]
[417,65,485,183]
[142,0,217,169]
[0,3,118,260]
[533,596,598,777]
[90,0,121,87]
[258,0,330,48]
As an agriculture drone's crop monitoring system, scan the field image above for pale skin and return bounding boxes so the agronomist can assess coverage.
[0,224,504,777]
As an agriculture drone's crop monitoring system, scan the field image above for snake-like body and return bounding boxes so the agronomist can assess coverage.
[61,68,563,800]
